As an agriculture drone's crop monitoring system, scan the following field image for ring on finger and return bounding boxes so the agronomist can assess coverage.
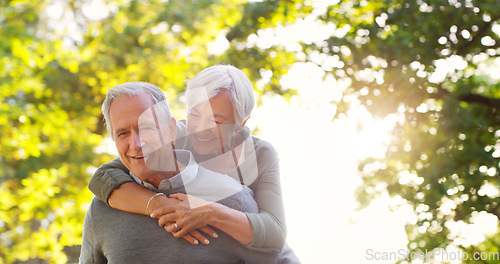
[174,223,180,230]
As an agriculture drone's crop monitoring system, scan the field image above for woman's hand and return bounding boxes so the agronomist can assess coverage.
[168,226,218,246]
[149,193,219,245]
[151,193,219,241]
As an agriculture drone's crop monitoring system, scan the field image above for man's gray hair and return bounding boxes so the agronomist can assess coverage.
[185,65,255,126]
[102,82,170,139]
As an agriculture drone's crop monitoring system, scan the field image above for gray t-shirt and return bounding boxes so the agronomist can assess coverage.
[80,151,278,263]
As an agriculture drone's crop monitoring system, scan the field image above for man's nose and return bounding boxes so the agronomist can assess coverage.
[130,131,144,150]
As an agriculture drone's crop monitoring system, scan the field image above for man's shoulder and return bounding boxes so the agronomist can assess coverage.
[85,197,119,225]
[87,197,107,214]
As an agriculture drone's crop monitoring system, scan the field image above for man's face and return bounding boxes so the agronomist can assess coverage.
[109,92,173,181]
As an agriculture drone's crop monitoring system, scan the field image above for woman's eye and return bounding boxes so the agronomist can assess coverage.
[206,119,219,125]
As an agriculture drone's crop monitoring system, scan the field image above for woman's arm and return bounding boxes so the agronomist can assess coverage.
[155,193,254,245]
[210,202,253,245]
[88,158,171,214]
[108,182,165,215]
[245,138,286,251]
[88,158,216,245]
[88,157,132,205]
[154,138,286,252]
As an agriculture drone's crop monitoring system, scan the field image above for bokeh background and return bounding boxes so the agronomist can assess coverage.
[1,0,500,263]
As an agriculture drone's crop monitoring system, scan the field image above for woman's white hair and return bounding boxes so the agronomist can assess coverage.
[185,65,255,126]
[102,82,171,139]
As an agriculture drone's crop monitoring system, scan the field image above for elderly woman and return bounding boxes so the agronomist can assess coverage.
[89,65,288,253]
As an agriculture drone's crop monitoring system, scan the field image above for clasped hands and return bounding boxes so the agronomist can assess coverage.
[148,193,219,245]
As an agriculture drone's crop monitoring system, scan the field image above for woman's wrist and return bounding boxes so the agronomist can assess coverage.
[148,194,171,216]
[146,193,165,215]
[207,202,224,227]
[207,202,252,245]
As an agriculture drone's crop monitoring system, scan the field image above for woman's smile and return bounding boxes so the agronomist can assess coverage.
[194,133,216,142]
[187,91,238,155]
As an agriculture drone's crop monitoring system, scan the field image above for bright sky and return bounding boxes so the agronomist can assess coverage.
[234,1,500,262]
[252,64,410,263]
[254,62,497,263]
[238,1,412,261]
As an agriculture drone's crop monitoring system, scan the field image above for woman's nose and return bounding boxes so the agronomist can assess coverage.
[196,118,216,133]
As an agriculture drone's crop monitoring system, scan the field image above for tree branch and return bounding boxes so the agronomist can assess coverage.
[428,83,451,100]
[457,93,500,109]
[456,15,500,56]
[428,83,500,109]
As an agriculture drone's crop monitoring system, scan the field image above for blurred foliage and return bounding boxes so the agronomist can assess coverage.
[0,0,310,263]
[324,0,500,262]
[2,0,500,263]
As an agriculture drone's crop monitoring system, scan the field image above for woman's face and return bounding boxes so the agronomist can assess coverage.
[187,91,239,156]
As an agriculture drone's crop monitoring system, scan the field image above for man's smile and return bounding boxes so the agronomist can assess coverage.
[129,152,152,159]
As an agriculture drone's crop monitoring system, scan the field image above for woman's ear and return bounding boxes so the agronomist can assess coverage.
[241,116,250,128]
[169,116,177,142]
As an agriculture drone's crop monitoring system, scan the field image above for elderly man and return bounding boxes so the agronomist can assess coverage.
[79,82,279,263]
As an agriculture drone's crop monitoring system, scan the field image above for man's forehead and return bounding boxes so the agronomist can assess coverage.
[110,93,154,114]
[109,93,155,128]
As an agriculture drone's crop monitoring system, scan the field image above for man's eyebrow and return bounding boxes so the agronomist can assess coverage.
[114,128,126,135]
[138,121,158,128]
[138,121,156,125]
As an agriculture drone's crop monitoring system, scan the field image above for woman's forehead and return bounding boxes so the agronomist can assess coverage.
[191,92,235,121]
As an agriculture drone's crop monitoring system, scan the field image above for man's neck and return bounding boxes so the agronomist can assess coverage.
[147,171,177,188]
[145,159,186,188]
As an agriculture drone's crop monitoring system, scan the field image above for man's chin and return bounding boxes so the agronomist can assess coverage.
[145,158,178,171]
[126,159,151,175]
[128,158,146,167]
[144,148,176,171]
[129,167,153,180]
